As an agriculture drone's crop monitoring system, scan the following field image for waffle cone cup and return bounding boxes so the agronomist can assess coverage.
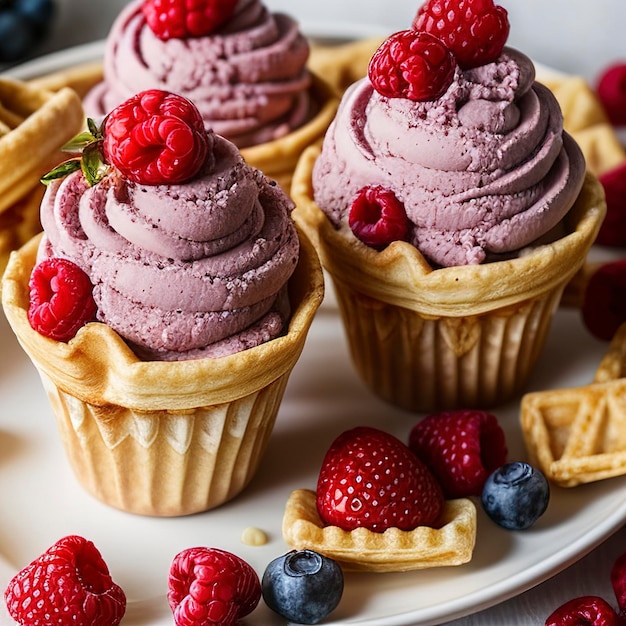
[292,145,606,412]
[2,229,324,516]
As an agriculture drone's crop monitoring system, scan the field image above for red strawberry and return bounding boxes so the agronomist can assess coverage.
[142,0,238,41]
[4,535,126,626]
[28,257,97,342]
[544,596,622,626]
[413,0,510,70]
[582,260,626,341]
[597,161,626,247]
[368,30,456,101]
[349,185,410,249]
[168,547,261,626]
[596,63,626,127]
[409,410,508,498]
[316,426,444,533]
[103,89,210,186]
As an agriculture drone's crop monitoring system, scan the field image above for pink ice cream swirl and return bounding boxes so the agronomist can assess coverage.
[312,47,587,267]
[37,132,300,361]
[84,0,312,148]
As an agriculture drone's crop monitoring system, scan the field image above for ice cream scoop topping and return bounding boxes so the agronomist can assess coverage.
[142,0,238,41]
[413,0,510,70]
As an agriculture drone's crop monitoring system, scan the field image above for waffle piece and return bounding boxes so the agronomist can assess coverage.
[282,489,476,573]
[27,61,104,99]
[521,323,626,487]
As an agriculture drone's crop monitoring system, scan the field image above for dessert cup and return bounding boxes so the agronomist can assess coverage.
[2,228,324,516]
[293,145,606,412]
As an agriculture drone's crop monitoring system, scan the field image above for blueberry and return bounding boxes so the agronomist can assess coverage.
[481,461,550,530]
[262,549,344,624]
[0,10,35,62]
[15,0,54,36]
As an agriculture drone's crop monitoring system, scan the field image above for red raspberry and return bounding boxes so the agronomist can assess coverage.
[103,89,209,185]
[409,410,508,498]
[4,535,126,626]
[348,185,410,250]
[596,63,626,127]
[544,596,622,626]
[316,426,444,533]
[142,0,238,41]
[413,0,510,70]
[582,260,626,341]
[597,161,626,247]
[168,547,261,626]
[28,257,97,342]
[368,30,456,101]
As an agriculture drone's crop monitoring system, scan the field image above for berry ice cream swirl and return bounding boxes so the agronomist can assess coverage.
[84,0,312,148]
[38,90,299,360]
[313,31,587,267]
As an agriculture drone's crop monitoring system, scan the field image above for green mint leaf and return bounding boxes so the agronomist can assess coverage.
[61,131,98,153]
[40,159,82,185]
[81,140,109,187]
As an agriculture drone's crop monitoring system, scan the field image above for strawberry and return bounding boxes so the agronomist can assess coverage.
[142,0,238,41]
[4,535,126,626]
[409,410,508,498]
[168,547,261,626]
[413,0,510,70]
[368,29,456,101]
[596,63,626,127]
[349,185,410,249]
[544,596,622,626]
[582,260,626,341]
[27,257,97,342]
[597,161,626,247]
[316,426,444,533]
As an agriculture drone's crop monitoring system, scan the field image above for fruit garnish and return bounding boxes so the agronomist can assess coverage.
[103,89,210,186]
[596,63,626,127]
[142,0,238,41]
[27,257,97,342]
[167,547,261,626]
[544,596,622,626]
[368,30,456,101]
[582,260,626,341]
[0,0,55,63]
[481,462,550,530]
[4,535,126,626]
[413,0,510,70]
[348,185,410,249]
[409,410,508,498]
[597,161,626,247]
[262,550,344,625]
[316,426,444,533]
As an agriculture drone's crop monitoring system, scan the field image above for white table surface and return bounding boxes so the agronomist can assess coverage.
[5,1,626,625]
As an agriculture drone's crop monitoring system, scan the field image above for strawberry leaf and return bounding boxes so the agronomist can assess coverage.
[40,158,82,185]
[81,140,109,187]
[62,131,99,153]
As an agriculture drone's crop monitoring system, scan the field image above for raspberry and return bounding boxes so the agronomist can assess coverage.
[4,535,126,626]
[368,30,456,101]
[581,260,626,341]
[316,426,444,533]
[28,257,97,342]
[409,410,508,498]
[544,596,621,626]
[413,0,510,70]
[167,547,261,626]
[348,185,410,249]
[142,0,237,41]
[596,63,626,127]
[103,89,209,185]
[597,161,626,247]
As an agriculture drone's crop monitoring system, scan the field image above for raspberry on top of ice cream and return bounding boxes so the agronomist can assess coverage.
[313,0,587,267]
[84,0,313,149]
[36,90,300,360]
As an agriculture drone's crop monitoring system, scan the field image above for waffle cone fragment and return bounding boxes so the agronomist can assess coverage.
[292,146,606,411]
[2,231,324,516]
[521,323,626,487]
[282,489,476,573]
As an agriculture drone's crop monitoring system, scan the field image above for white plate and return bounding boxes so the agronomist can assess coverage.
[1,41,625,626]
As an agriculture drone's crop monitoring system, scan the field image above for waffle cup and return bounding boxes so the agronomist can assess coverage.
[292,146,606,412]
[2,229,324,517]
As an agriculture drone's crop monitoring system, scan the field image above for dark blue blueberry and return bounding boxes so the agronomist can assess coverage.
[481,461,550,530]
[15,0,54,36]
[262,550,344,624]
[0,10,35,62]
